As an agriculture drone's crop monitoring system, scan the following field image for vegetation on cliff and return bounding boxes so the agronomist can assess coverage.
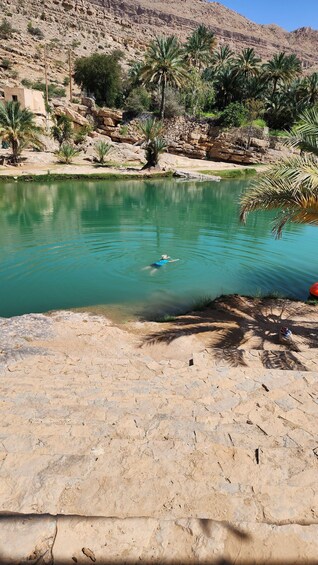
[70,25,318,133]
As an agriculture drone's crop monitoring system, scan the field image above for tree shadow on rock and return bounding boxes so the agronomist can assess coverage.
[142,295,318,370]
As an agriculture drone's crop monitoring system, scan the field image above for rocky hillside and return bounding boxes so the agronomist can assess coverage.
[0,0,317,95]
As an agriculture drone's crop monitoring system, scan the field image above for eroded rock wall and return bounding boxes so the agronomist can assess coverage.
[82,105,289,165]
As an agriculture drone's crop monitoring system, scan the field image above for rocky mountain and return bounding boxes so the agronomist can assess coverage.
[0,0,317,93]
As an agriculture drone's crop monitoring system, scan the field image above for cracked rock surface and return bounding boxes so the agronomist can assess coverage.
[0,296,318,563]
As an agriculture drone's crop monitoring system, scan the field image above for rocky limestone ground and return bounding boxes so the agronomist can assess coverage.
[0,295,318,563]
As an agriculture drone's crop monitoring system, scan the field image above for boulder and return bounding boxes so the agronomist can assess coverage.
[55,105,90,127]
[81,96,96,110]
[97,108,123,122]
[103,117,116,127]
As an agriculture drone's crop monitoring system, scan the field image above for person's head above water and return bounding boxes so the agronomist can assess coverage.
[161,254,170,260]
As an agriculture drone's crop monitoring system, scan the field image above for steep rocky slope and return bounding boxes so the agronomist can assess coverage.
[0,0,317,94]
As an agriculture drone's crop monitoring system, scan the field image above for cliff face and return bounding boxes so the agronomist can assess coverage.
[92,0,318,65]
[0,0,317,92]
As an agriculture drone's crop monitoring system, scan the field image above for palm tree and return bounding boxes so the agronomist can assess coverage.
[185,25,216,70]
[233,48,261,80]
[213,66,242,108]
[263,52,302,96]
[265,78,308,130]
[51,114,72,148]
[138,117,163,143]
[128,61,144,87]
[56,143,80,164]
[0,100,43,163]
[244,74,268,101]
[138,118,167,168]
[210,45,234,73]
[140,36,189,119]
[240,107,318,237]
[304,72,318,105]
[94,141,113,165]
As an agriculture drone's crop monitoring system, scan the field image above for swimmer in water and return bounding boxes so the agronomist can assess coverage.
[143,254,179,275]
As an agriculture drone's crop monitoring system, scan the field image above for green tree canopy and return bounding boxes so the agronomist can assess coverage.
[74,51,123,107]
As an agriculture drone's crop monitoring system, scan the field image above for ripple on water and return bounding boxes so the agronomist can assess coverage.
[0,178,317,317]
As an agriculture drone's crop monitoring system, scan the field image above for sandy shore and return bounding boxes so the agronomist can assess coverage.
[0,149,259,179]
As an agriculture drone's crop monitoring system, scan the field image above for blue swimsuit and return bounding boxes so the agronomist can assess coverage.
[151,259,169,268]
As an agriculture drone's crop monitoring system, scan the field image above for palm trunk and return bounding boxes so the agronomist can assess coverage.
[11,139,19,164]
[160,76,167,120]
[272,77,278,97]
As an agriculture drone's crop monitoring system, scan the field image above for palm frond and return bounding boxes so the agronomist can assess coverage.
[273,200,318,238]
[240,155,318,223]
[286,107,318,156]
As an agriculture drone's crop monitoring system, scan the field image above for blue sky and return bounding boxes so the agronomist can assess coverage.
[218,1,318,31]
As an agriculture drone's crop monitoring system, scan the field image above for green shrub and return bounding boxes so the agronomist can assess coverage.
[56,143,79,164]
[152,87,184,118]
[31,81,66,98]
[9,70,18,80]
[51,114,73,147]
[119,125,129,136]
[219,102,248,128]
[0,18,14,39]
[73,124,92,145]
[269,129,288,137]
[252,118,267,128]
[0,58,11,70]
[49,38,62,49]
[94,140,113,164]
[124,86,151,117]
[21,78,32,88]
[27,22,44,39]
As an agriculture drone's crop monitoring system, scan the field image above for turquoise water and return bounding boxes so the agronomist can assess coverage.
[0,178,317,318]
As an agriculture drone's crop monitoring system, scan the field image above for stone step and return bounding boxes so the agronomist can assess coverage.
[1,441,317,522]
[2,412,317,451]
[1,515,318,565]
[4,348,318,378]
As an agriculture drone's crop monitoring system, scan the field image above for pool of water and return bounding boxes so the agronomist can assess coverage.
[0,178,317,318]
